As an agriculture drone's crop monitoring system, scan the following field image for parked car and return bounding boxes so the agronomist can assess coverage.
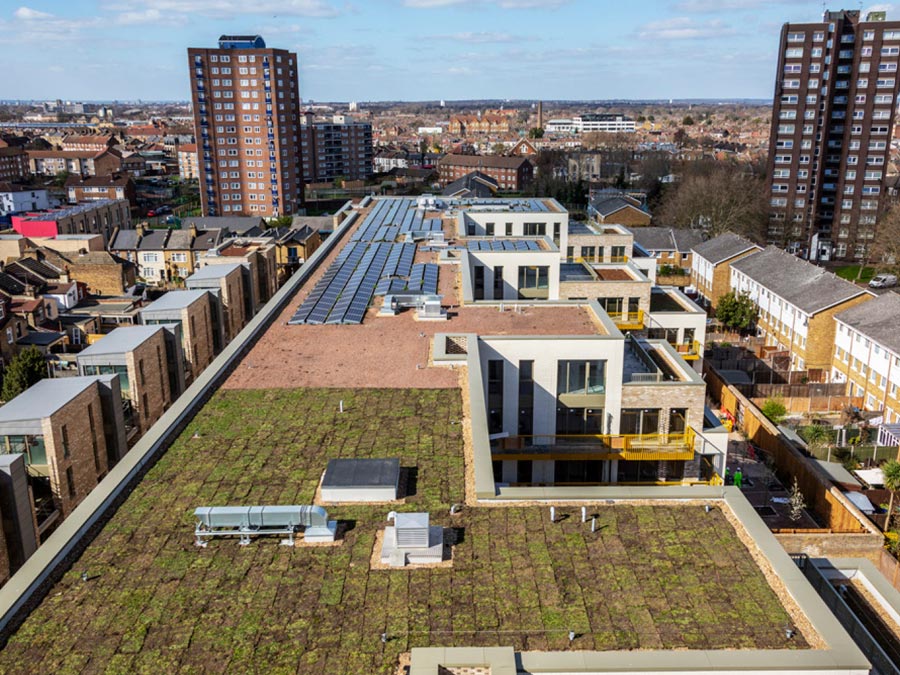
[146,209,157,217]
[869,274,898,288]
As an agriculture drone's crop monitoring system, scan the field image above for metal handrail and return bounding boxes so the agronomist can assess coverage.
[493,428,696,452]
[609,309,644,326]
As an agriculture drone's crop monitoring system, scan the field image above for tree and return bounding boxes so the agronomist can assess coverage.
[672,128,691,147]
[788,477,807,522]
[1,346,48,402]
[492,143,507,155]
[715,291,757,330]
[800,424,832,461]
[870,201,900,271]
[656,162,767,240]
[528,127,544,139]
[760,397,787,425]
[682,115,695,126]
[883,459,900,531]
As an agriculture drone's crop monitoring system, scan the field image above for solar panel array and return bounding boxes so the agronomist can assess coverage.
[466,240,541,251]
[290,199,440,325]
[406,264,439,295]
[449,198,551,213]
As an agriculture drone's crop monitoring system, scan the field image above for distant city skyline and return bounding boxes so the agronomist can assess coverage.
[0,0,888,102]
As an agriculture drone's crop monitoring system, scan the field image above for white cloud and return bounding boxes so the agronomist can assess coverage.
[404,0,568,8]
[102,0,341,20]
[4,6,101,42]
[674,0,788,10]
[638,17,736,40]
[428,31,519,43]
[115,8,168,25]
[14,6,53,20]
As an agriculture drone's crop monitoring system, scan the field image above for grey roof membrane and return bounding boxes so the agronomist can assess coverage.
[322,458,400,488]
[77,325,163,356]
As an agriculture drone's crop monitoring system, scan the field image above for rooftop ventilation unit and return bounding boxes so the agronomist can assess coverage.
[381,511,444,566]
[193,505,337,546]
[391,512,430,549]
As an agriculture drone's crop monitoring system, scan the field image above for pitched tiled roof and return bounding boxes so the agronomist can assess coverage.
[691,233,761,265]
[109,229,140,251]
[731,246,871,314]
[442,171,499,198]
[438,154,531,169]
[835,292,900,355]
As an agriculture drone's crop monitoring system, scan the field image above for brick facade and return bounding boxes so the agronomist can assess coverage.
[128,331,173,435]
[42,384,111,518]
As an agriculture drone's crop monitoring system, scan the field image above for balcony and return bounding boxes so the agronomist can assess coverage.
[674,340,702,361]
[491,428,696,462]
[607,310,644,330]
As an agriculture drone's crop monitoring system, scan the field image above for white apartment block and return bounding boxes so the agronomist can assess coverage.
[0,186,50,217]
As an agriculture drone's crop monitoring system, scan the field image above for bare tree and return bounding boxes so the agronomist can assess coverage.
[788,477,807,522]
[656,162,767,241]
[870,202,900,270]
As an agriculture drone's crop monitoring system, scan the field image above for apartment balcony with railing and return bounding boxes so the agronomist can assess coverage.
[491,427,696,462]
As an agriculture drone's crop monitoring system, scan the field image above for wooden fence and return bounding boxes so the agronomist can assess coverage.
[705,363,875,534]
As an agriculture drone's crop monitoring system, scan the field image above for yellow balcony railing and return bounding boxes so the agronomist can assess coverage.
[608,310,644,330]
[674,340,702,361]
[491,427,695,462]
[570,256,629,265]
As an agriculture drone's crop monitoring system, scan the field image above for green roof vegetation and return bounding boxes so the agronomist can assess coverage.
[0,388,806,675]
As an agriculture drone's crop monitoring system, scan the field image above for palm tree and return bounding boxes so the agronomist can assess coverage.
[802,424,832,461]
[882,460,900,532]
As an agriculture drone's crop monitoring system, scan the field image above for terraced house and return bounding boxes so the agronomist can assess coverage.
[832,292,900,421]
[729,246,873,371]
[690,232,762,310]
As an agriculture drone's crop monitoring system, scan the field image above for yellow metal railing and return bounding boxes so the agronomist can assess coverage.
[571,255,629,265]
[608,310,644,330]
[675,340,702,361]
[491,427,695,461]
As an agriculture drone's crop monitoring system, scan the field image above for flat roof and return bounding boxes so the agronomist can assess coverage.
[76,325,165,357]
[140,289,208,313]
[0,376,100,422]
[0,388,816,673]
[16,200,122,222]
[185,262,244,282]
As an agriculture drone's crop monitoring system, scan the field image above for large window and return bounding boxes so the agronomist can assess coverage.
[3,435,47,465]
[523,222,546,236]
[82,364,131,398]
[557,360,606,395]
[487,359,504,434]
[518,266,549,291]
[556,406,604,435]
[620,409,661,436]
[518,360,534,435]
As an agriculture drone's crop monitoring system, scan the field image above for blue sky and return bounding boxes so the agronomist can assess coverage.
[0,0,893,102]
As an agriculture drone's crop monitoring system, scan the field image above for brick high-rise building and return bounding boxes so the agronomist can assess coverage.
[765,9,900,261]
[188,35,302,218]
[299,113,373,183]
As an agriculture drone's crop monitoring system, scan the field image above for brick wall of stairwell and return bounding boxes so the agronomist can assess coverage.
[40,383,110,519]
[127,330,172,437]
